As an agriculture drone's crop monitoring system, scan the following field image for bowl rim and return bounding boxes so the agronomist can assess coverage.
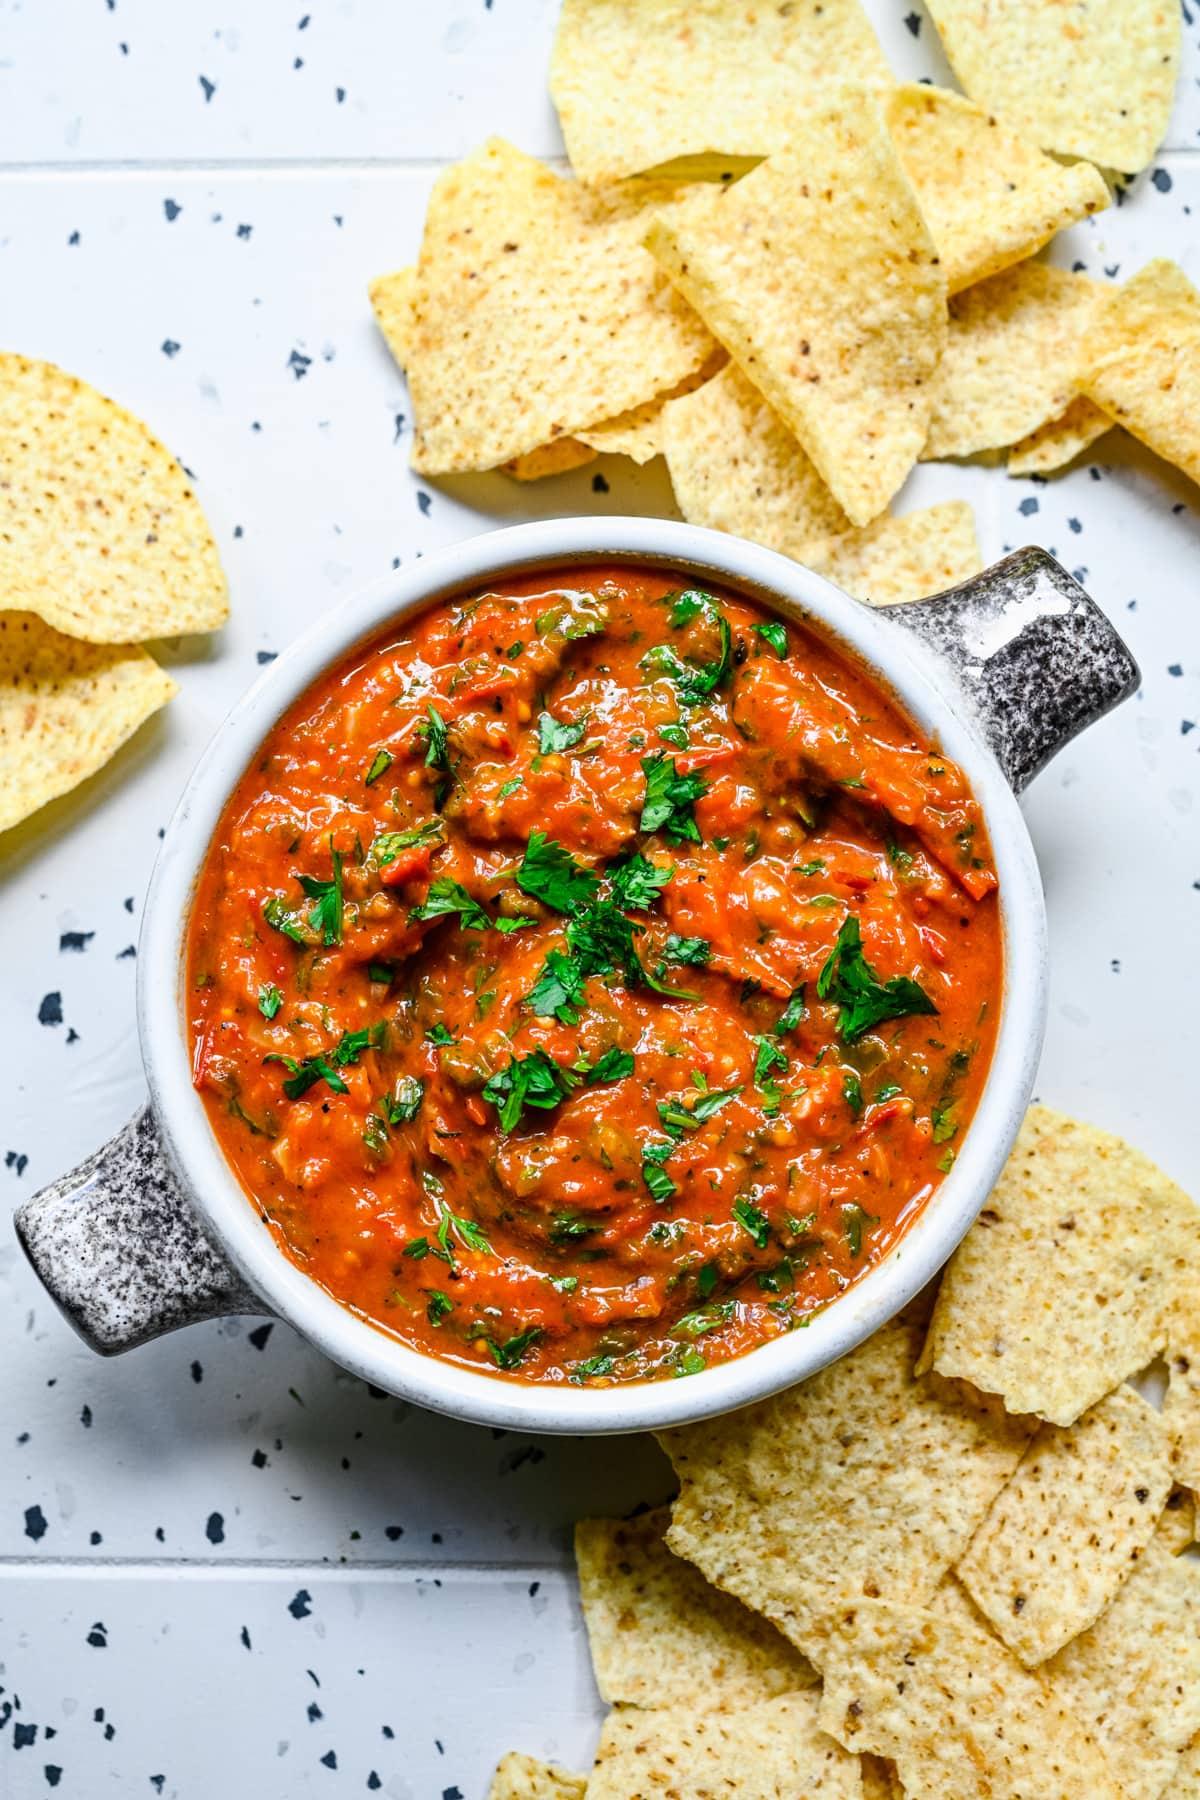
[139,516,1047,1435]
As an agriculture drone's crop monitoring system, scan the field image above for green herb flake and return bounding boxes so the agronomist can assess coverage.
[937,1147,957,1173]
[671,1300,734,1340]
[816,916,937,1043]
[262,1051,349,1101]
[640,753,707,844]
[608,852,673,911]
[427,1022,455,1046]
[384,1075,425,1125]
[842,1070,865,1117]
[402,1237,429,1260]
[754,620,789,660]
[696,1262,719,1299]
[516,831,601,915]
[537,711,586,755]
[419,704,451,772]
[662,933,711,968]
[426,1289,454,1325]
[585,1046,635,1085]
[733,1196,770,1249]
[570,1352,615,1383]
[931,1100,959,1143]
[365,747,394,786]
[498,776,524,800]
[262,895,314,946]
[482,1048,581,1133]
[411,876,534,935]
[842,1202,877,1258]
[659,722,689,750]
[775,985,807,1036]
[753,1035,788,1084]
[486,1327,543,1371]
[297,843,344,946]
[258,984,283,1021]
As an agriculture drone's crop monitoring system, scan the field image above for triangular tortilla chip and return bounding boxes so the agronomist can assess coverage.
[644,105,946,527]
[487,1754,585,1800]
[589,1693,861,1800]
[369,264,419,369]
[0,354,227,645]
[575,1509,816,1709]
[1081,259,1200,490]
[919,1105,1200,1426]
[956,1386,1172,1666]
[922,0,1180,173]
[392,139,714,475]
[549,0,891,185]
[885,85,1109,296]
[1007,396,1113,476]
[923,265,1105,460]
[0,611,175,834]
[661,363,980,605]
[819,1601,1123,1799]
[659,1311,1032,1665]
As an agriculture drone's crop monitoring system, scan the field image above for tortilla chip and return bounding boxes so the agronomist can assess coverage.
[859,1756,903,1800]
[659,1311,1032,1665]
[0,354,227,645]
[921,0,1180,173]
[1160,1488,1197,1555]
[575,1508,816,1709]
[548,0,892,186]
[1175,1736,1200,1797]
[487,1753,586,1800]
[588,1693,862,1800]
[956,1385,1172,1666]
[0,611,176,834]
[369,265,419,370]
[885,85,1109,296]
[1046,1537,1200,1800]
[1081,259,1200,491]
[1165,1302,1200,1492]
[919,1106,1200,1427]
[644,105,946,527]
[923,265,1105,460]
[1007,397,1114,476]
[391,140,714,475]
[819,1600,1122,1798]
[661,360,979,606]
[504,440,597,481]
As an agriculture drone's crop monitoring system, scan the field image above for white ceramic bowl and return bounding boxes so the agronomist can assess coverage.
[17,517,1139,1434]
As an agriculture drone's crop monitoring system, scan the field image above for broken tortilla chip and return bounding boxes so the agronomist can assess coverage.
[1165,1301,1200,1492]
[588,1693,861,1800]
[661,363,979,604]
[921,0,1180,174]
[575,1508,816,1709]
[487,1753,585,1800]
[659,1311,1031,1665]
[504,440,597,481]
[1160,1488,1196,1554]
[1081,259,1200,491]
[923,264,1105,461]
[369,265,419,370]
[819,1600,1123,1799]
[549,0,891,186]
[0,611,176,835]
[0,353,228,645]
[956,1385,1172,1666]
[885,85,1109,296]
[1045,1535,1200,1800]
[918,1105,1200,1427]
[1007,396,1114,476]
[392,139,714,475]
[644,105,946,528]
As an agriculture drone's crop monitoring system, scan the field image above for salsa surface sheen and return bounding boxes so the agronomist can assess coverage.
[187,564,1002,1386]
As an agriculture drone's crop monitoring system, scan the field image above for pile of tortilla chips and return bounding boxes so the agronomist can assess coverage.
[0,354,227,834]
[488,1105,1200,1799]
[372,0,1190,611]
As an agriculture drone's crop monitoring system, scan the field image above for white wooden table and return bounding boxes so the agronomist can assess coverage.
[1,4,1198,1792]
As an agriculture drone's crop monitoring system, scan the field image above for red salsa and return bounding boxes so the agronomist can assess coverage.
[187,565,1002,1385]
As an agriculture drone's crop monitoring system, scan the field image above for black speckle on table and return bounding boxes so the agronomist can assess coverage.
[205,1512,225,1545]
[1018,497,1039,516]
[237,222,253,240]
[904,9,920,31]
[45,1767,63,1788]
[255,651,278,666]
[320,1750,337,1770]
[1152,168,1173,192]
[117,944,137,960]
[190,1360,203,1384]
[59,931,94,952]
[6,1150,29,1176]
[67,230,80,246]
[592,473,609,494]
[163,198,182,222]
[240,1626,252,1650]
[38,993,62,1027]
[124,896,135,912]
[1169,663,1184,677]
[288,1589,313,1619]
[199,73,216,102]
[288,348,312,380]
[417,491,432,516]
[393,412,406,443]
[14,1723,37,1749]
[335,86,346,103]
[86,1622,108,1649]
[248,1321,274,1348]
[80,1405,92,1428]
[160,339,181,358]
[307,1703,323,1723]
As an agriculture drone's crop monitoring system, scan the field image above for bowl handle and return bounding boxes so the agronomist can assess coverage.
[14,1107,263,1354]
[885,546,1139,793]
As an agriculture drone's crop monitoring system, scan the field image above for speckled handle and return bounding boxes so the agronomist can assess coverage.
[15,1107,262,1355]
[888,547,1140,792]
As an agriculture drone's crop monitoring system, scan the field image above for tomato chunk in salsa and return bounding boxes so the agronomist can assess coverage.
[187,565,1002,1385]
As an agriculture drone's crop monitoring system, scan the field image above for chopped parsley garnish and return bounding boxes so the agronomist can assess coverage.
[571,1353,615,1383]
[672,1345,707,1377]
[362,1113,389,1155]
[659,722,689,750]
[371,818,443,863]
[640,753,707,843]
[753,1035,788,1084]
[427,1022,455,1046]
[671,1300,735,1339]
[842,1070,864,1117]
[584,1046,635,1084]
[402,1237,429,1260]
[384,1075,425,1124]
[410,877,534,934]
[528,948,587,1025]
[931,1100,959,1143]
[816,915,937,1043]
[498,775,524,800]
[938,1147,957,1173]
[368,961,394,985]
[365,747,394,785]
[608,852,673,911]
[516,832,600,914]
[262,895,315,946]
[773,986,806,1037]
[754,620,789,659]
[263,1052,348,1100]
[536,711,586,754]
[482,1049,581,1133]
[297,845,344,946]
[550,1211,597,1243]
[642,1138,678,1203]
[645,590,732,707]
[696,1262,719,1298]
[886,836,914,871]
[258,984,283,1021]
[426,1289,454,1325]
[733,1196,770,1249]
[876,1082,903,1102]
[657,1079,743,1136]
[795,859,826,877]
[419,704,450,772]
[485,1327,543,1370]
[436,1203,491,1261]
[842,1202,877,1258]
[662,933,711,968]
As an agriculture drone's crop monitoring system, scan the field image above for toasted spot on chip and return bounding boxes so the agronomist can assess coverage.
[549,0,891,186]
[504,440,597,482]
[659,1311,1031,1664]
[922,0,1180,174]
[487,1752,586,1800]
[644,106,947,528]
[859,1755,903,1800]
[819,1599,1122,1797]
[1175,1735,1200,1797]
[589,1692,861,1800]
[885,85,1109,296]
[918,1105,1200,1426]
[0,353,227,646]
[389,139,714,476]
[575,1508,816,1709]
[1007,396,1114,477]
[369,265,419,370]
[1045,1534,1200,1800]
[923,265,1106,461]
[1081,259,1200,491]
[661,363,979,605]
[1159,1487,1197,1555]
[956,1386,1172,1667]
[0,611,176,835]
